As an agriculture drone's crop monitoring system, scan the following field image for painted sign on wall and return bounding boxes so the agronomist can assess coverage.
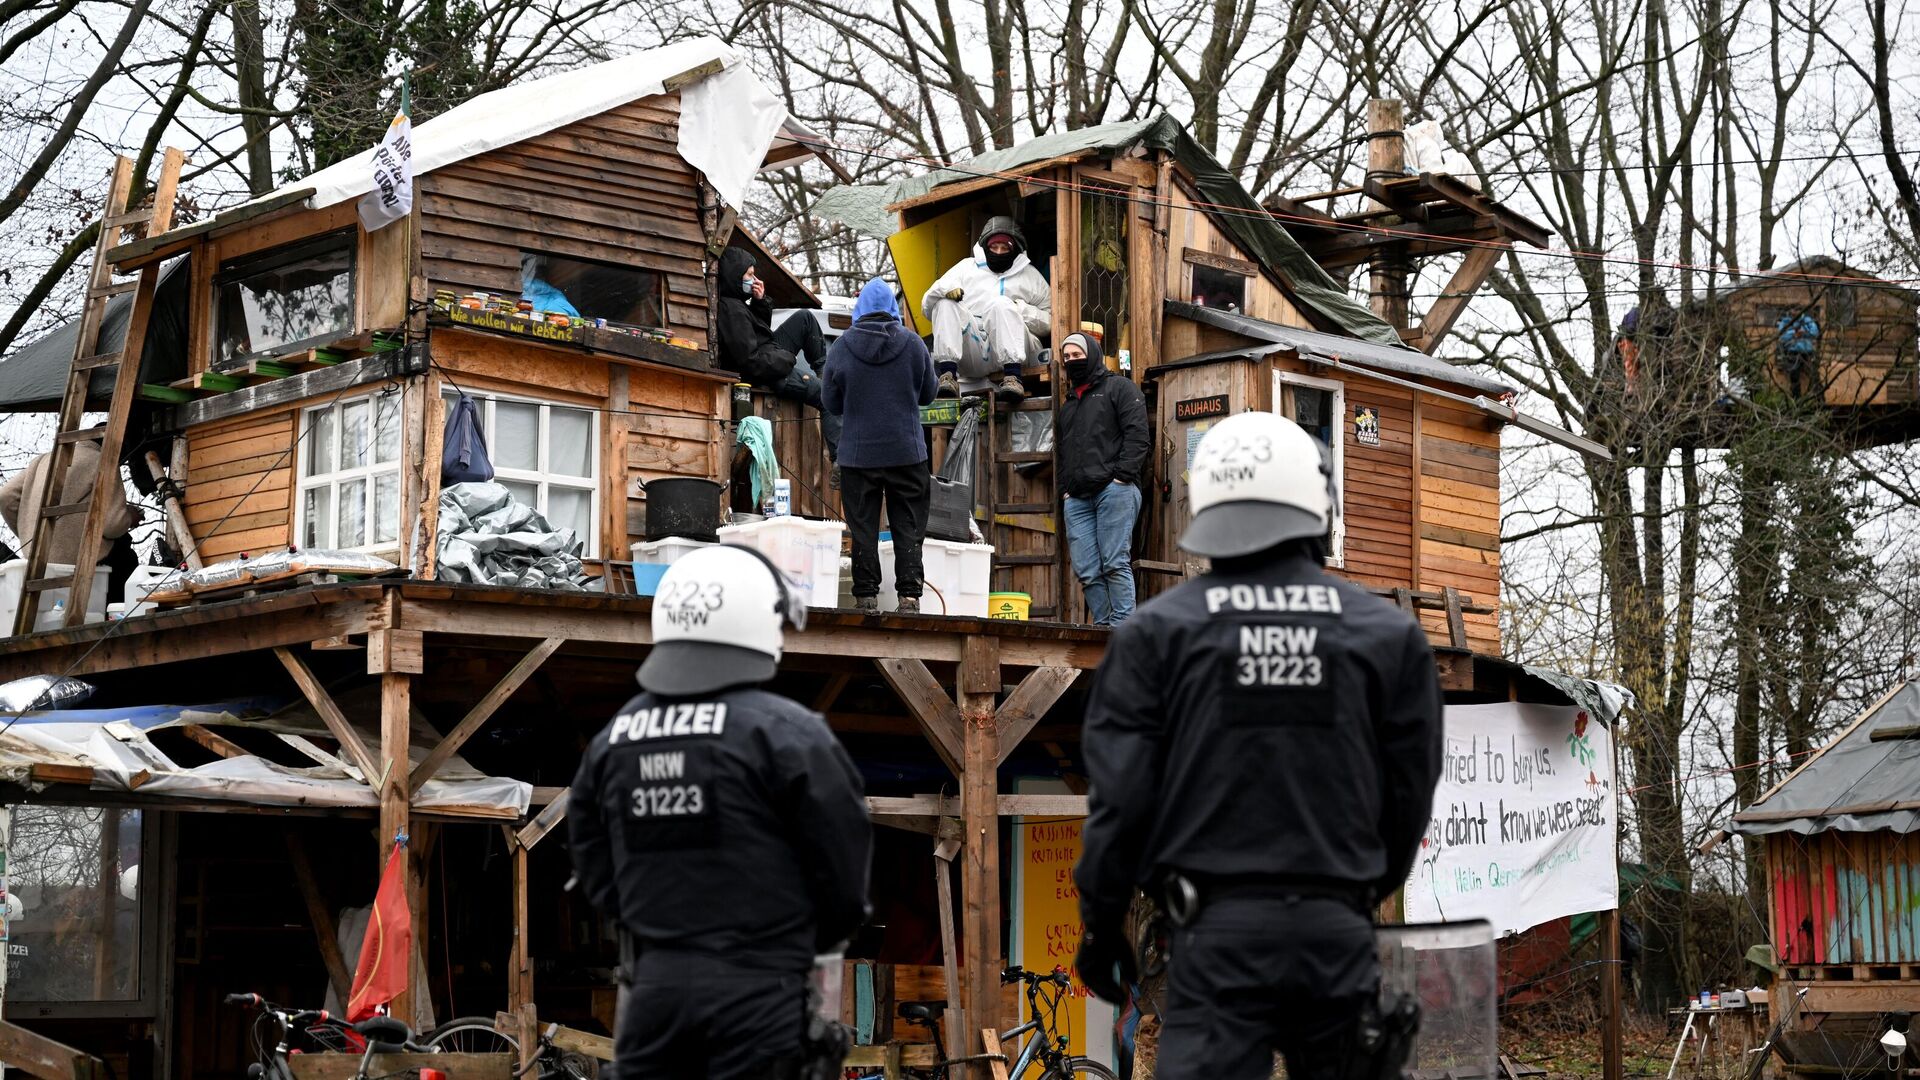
[1403,703,1618,936]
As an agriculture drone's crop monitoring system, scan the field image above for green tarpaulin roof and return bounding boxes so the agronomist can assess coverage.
[812,113,1405,348]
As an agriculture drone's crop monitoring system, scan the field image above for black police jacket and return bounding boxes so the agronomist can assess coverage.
[1075,552,1444,927]
[569,686,874,970]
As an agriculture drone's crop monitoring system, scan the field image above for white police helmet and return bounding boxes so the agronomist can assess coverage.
[638,544,806,697]
[1180,411,1334,558]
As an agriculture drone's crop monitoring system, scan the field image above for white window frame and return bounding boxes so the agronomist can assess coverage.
[295,391,404,556]
[443,389,602,558]
[1273,369,1346,567]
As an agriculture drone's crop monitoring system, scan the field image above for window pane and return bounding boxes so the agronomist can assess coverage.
[216,236,354,366]
[522,251,666,328]
[501,480,539,508]
[548,487,592,543]
[1290,386,1334,446]
[549,408,593,477]
[375,393,401,464]
[373,473,399,544]
[7,807,143,1001]
[341,400,371,469]
[338,479,366,547]
[494,401,539,470]
[305,408,336,477]
[302,487,332,549]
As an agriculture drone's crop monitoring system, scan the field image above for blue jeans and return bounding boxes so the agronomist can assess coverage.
[1065,481,1141,626]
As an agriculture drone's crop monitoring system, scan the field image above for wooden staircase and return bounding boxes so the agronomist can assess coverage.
[14,149,183,634]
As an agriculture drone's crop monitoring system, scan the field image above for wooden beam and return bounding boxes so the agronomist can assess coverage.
[875,658,964,777]
[367,629,424,675]
[180,724,248,759]
[958,641,1003,1075]
[514,789,569,851]
[174,356,390,427]
[273,647,383,783]
[868,794,1089,817]
[935,819,966,1064]
[409,637,563,794]
[994,666,1078,765]
[1793,982,1920,1013]
[286,835,354,1003]
[380,670,414,1019]
[0,1020,107,1080]
[1416,245,1503,353]
[813,672,851,712]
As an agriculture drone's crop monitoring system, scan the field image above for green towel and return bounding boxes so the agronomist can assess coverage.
[737,416,778,508]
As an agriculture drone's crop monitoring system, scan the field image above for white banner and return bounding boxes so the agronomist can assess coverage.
[358,109,413,232]
[1403,703,1618,936]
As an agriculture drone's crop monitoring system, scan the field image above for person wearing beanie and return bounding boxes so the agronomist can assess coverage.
[920,216,1052,404]
[824,278,939,615]
[1056,332,1149,626]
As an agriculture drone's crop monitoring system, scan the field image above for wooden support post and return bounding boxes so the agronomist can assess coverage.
[1601,907,1623,1080]
[410,637,564,793]
[274,647,382,782]
[934,818,966,1065]
[0,1018,109,1080]
[994,666,1078,765]
[380,670,414,1018]
[1417,245,1503,353]
[875,658,965,778]
[1366,99,1410,331]
[958,636,1002,1075]
[515,790,570,850]
[287,835,354,1004]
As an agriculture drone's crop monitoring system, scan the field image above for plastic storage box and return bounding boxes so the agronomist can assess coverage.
[630,537,714,566]
[878,537,992,616]
[716,518,846,608]
[0,560,112,633]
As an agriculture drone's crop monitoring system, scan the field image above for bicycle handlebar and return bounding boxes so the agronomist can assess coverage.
[999,965,1073,988]
[224,994,336,1026]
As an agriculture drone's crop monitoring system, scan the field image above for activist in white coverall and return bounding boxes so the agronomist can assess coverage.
[922,215,1051,404]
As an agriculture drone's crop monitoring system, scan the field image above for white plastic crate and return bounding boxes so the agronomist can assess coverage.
[629,536,714,566]
[716,518,845,608]
[878,538,993,617]
[0,560,111,635]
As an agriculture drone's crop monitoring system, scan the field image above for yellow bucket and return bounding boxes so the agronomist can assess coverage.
[988,592,1031,620]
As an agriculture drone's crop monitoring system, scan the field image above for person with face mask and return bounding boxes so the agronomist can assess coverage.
[1055,332,1149,626]
[921,216,1052,404]
[716,247,841,469]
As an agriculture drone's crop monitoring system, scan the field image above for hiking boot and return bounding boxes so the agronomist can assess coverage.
[995,375,1027,405]
[936,371,961,398]
[897,596,921,615]
[854,595,880,614]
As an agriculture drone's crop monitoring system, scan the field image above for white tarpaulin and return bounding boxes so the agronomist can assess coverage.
[1403,703,1618,936]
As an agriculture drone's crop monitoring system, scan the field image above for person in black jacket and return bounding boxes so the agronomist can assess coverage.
[1072,410,1443,1080]
[1056,333,1149,625]
[715,247,840,465]
[570,544,872,1078]
[824,278,938,614]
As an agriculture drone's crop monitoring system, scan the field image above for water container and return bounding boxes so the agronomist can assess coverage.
[125,564,184,605]
[0,560,113,635]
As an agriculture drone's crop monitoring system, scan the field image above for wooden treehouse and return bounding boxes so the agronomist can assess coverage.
[0,52,1605,1080]
[1724,680,1920,1078]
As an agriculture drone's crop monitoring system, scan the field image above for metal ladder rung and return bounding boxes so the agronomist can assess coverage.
[87,281,138,299]
[24,575,76,593]
[72,352,124,372]
[40,500,93,519]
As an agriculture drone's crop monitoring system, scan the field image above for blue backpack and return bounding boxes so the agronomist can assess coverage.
[441,393,495,484]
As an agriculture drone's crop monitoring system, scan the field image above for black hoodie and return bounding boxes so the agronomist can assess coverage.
[715,248,796,385]
[1057,336,1150,498]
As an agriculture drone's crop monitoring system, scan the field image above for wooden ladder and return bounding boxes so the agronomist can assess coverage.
[15,149,183,634]
[983,394,1068,620]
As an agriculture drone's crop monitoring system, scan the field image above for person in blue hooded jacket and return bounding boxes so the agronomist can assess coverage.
[824,279,939,614]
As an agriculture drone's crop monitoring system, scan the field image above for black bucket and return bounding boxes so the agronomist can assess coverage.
[641,478,723,542]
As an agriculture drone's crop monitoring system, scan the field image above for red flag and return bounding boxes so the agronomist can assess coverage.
[347,844,411,1021]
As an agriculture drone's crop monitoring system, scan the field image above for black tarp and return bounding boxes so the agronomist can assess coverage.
[0,258,191,412]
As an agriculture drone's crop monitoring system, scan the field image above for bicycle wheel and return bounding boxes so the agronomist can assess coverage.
[1045,1057,1117,1080]
[424,1017,521,1056]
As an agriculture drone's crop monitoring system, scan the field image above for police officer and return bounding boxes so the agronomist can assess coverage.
[570,544,873,1078]
[1073,410,1444,1080]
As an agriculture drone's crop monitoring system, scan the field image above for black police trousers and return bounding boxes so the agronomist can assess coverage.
[617,951,806,1080]
[1156,893,1379,1080]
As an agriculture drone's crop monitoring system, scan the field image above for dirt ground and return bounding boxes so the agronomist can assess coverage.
[1501,1012,1762,1080]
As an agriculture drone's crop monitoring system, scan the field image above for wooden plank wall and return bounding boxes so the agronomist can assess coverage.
[185,411,297,560]
[1337,375,1416,590]
[1416,396,1501,653]
[1727,282,1919,408]
[1159,181,1307,363]
[629,367,730,546]
[419,93,710,349]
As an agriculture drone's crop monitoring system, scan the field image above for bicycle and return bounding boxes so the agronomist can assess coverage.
[422,1016,598,1080]
[895,965,1117,1080]
[227,993,431,1080]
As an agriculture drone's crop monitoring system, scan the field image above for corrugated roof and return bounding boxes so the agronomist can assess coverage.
[810,113,1406,348]
[1730,681,1920,836]
[1166,300,1514,396]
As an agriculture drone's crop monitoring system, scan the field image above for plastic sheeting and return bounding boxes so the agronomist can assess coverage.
[1730,681,1920,836]
[437,481,587,589]
[0,695,530,817]
[810,113,1406,347]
